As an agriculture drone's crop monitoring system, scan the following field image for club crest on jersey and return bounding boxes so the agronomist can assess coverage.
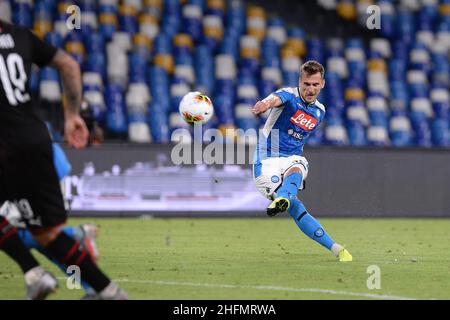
[290,110,318,131]
[271,175,280,183]
[314,228,324,237]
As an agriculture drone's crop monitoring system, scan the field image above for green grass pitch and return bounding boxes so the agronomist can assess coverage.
[1,217,449,300]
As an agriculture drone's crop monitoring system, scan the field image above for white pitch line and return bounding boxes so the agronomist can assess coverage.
[112,278,418,300]
[19,274,419,300]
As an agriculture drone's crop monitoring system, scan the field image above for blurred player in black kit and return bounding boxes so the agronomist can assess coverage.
[0,19,127,299]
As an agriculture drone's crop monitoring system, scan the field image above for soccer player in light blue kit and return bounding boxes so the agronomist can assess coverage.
[252,60,352,262]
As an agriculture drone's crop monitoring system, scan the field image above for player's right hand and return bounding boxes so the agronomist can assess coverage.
[65,114,89,149]
[252,101,270,115]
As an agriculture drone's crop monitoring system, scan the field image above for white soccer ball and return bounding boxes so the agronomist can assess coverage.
[179,91,214,124]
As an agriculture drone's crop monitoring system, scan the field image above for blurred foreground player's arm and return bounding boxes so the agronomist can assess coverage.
[48,49,88,149]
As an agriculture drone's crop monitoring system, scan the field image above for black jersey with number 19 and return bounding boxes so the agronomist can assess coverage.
[0,20,57,146]
[0,20,67,229]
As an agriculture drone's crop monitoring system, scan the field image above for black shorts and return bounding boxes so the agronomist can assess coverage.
[0,138,67,230]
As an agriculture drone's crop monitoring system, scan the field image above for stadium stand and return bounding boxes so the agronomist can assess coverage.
[0,0,448,147]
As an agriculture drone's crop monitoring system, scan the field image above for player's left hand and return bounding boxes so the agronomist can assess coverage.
[252,101,270,115]
[64,113,89,149]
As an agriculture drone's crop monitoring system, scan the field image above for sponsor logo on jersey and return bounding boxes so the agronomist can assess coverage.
[0,34,15,49]
[287,128,304,140]
[289,110,318,131]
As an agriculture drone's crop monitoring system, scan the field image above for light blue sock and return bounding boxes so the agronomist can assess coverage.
[276,172,302,200]
[287,197,335,250]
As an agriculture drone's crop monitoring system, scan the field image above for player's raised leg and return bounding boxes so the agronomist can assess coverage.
[31,224,127,300]
[279,168,352,262]
[288,197,352,261]
[18,224,99,296]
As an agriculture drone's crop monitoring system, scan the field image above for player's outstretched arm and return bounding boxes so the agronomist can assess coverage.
[50,50,88,149]
[251,94,283,115]
[50,50,82,116]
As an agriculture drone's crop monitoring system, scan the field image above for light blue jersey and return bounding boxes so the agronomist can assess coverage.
[256,87,326,160]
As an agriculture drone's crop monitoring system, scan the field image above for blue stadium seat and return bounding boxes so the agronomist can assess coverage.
[194,45,214,95]
[431,118,450,147]
[325,123,348,145]
[267,17,286,46]
[44,31,63,48]
[13,2,33,28]
[85,33,106,55]
[182,3,203,43]
[390,115,412,147]
[148,66,171,112]
[367,126,389,146]
[161,0,181,37]
[119,4,139,35]
[105,84,128,136]
[39,67,61,102]
[379,0,395,38]
[213,94,235,125]
[148,104,170,143]
[347,121,367,146]
[170,76,190,113]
